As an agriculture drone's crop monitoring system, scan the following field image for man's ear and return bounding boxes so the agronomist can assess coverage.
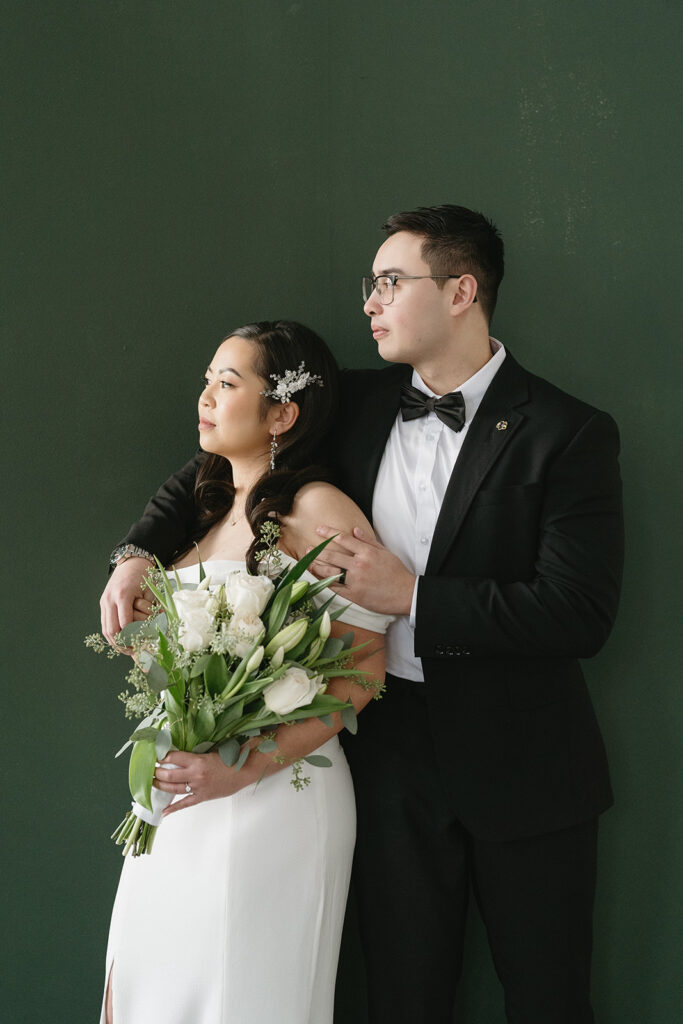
[450,274,479,315]
[268,401,300,436]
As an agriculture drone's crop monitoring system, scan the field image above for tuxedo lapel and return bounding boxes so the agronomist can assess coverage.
[425,354,531,574]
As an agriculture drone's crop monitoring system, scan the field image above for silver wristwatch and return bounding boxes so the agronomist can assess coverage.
[110,544,156,568]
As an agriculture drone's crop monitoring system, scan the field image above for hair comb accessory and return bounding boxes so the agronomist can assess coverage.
[260,361,324,404]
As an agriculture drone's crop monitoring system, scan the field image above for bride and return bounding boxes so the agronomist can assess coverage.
[101,321,390,1024]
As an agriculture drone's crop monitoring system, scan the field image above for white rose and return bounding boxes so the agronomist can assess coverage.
[225,613,265,659]
[225,572,274,618]
[173,589,219,652]
[263,668,323,715]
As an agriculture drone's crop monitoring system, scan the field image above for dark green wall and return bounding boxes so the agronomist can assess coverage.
[3,2,681,1021]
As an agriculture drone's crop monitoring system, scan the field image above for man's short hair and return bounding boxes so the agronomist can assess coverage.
[382,204,504,321]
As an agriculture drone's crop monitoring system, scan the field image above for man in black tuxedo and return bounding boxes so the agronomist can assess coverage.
[101,205,623,1023]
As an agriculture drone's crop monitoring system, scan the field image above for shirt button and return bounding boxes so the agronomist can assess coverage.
[419,482,427,491]
[420,536,429,544]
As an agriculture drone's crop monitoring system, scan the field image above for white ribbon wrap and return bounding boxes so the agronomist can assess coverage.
[131,761,181,827]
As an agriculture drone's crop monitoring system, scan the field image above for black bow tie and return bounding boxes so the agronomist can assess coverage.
[400,383,466,432]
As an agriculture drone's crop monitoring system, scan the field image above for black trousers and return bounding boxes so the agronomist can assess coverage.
[343,675,599,1024]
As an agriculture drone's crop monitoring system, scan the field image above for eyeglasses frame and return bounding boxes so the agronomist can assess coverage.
[361,273,477,305]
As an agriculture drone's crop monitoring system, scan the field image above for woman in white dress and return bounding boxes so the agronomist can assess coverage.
[101,321,390,1024]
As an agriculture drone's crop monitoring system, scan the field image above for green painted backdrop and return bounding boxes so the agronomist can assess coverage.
[3,2,681,1021]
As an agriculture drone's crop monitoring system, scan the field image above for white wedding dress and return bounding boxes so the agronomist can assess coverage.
[100,559,391,1024]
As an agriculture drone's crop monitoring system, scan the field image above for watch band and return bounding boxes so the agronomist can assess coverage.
[110,544,156,568]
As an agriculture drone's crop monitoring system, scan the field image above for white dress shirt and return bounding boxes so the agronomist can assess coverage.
[371,339,506,680]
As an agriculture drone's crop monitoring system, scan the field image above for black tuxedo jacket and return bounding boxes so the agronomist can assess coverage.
[121,352,623,841]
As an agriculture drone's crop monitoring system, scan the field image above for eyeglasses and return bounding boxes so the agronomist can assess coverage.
[362,273,476,305]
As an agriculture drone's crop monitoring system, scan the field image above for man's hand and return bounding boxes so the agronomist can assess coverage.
[312,526,416,615]
[100,557,155,642]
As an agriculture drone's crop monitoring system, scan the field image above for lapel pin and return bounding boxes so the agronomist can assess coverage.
[496,420,508,431]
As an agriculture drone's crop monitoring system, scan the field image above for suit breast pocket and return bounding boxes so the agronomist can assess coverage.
[469,481,542,509]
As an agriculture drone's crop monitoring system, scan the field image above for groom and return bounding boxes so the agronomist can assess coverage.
[101,205,623,1022]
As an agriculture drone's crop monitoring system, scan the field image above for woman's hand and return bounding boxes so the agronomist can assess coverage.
[154,749,257,816]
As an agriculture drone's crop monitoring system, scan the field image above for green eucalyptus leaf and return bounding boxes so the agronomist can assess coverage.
[137,650,154,672]
[304,754,332,768]
[152,612,168,633]
[129,726,158,743]
[321,637,345,659]
[146,660,169,693]
[218,738,240,767]
[318,714,334,728]
[235,745,250,772]
[191,653,212,679]
[192,740,213,753]
[116,620,153,646]
[155,728,172,760]
[341,704,358,735]
[339,631,355,650]
[257,738,277,753]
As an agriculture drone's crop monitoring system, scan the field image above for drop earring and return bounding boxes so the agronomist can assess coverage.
[270,428,278,471]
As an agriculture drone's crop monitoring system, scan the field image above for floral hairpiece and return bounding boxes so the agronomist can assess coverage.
[260,361,324,404]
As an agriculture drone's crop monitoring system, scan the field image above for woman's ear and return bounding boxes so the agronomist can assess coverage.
[268,401,300,436]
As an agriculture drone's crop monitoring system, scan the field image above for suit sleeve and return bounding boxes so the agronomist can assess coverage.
[414,411,624,659]
[114,453,203,566]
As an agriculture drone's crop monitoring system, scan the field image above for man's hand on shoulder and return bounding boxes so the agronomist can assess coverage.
[282,482,374,560]
[312,526,416,616]
[100,557,155,642]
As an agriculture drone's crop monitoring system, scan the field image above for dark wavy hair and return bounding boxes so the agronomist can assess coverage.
[189,320,340,572]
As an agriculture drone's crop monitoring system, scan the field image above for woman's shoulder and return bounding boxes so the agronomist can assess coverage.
[281,481,374,559]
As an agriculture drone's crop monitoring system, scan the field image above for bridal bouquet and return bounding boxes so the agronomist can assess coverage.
[86,532,376,857]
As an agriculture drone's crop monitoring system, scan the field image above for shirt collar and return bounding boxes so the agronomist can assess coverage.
[411,338,506,425]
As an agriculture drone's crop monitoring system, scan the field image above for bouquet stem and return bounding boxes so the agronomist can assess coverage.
[111,809,158,857]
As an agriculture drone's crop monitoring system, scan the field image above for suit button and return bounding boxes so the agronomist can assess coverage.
[446,646,455,656]
[435,644,445,655]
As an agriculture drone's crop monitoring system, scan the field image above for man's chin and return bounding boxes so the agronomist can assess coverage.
[377,339,407,365]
